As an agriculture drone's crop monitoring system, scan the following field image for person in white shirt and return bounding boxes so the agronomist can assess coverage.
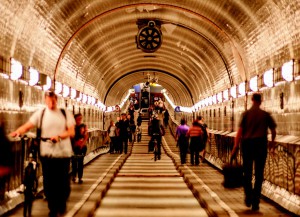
[10,90,75,217]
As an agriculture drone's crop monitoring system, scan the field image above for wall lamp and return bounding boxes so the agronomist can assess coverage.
[43,76,52,91]
[262,68,274,90]
[82,94,87,103]
[70,88,80,99]
[281,59,299,81]
[223,89,229,101]
[230,85,237,98]
[238,82,246,96]
[62,85,70,97]
[212,94,217,104]
[10,58,22,80]
[55,81,63,95]
[217,92,222,103]
[29,67,39,86]
[249,75,258,92]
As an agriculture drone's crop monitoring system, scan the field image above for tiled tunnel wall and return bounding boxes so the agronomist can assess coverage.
[0,76,103,134]
[197,80,300,137]
[1,75,300,136]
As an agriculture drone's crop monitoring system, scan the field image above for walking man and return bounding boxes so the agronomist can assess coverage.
[232,93,276,211]
[10,90,75,217]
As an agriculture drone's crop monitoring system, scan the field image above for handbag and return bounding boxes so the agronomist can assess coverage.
[222,156,243,188]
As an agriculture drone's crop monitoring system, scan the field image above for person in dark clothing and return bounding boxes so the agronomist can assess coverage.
[136,123,142,142]
[118,113,130,154]
[232,93,276,211]
[163,109,169,128]
[186,120,203,165]
[129,118,136,142]
[128,105,135,121]
[196,116,209,161]
[0,121,12,202]
[175,118,189,165]
[150,114,165,160]
[72,113,88,184]
[114,116,121,153]
[137,113,142,126]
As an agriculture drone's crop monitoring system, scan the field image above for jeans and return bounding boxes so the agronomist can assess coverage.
[241,138,267,206]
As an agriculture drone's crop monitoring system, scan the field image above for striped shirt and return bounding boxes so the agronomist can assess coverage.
[187,125,203,137]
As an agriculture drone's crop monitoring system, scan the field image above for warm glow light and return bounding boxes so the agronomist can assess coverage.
[87,96,92,104]
[217,92,223,103]
[62,85,70,97]
[91,97,96,105]
[212,95,217,104]
[249,76,258,92]
[70,88,77,99]
[230,86,237,98]
[223,89,229,101]
[238,82,246,96]
[10,58,22,80]
[29,67,39,86]
[55,81,62,94]
[263,69,274,87]
[205,98,209,106]
[282,60,293,82]
[82,94,87,103]
[43,76,52,91]
[106,106,113,112]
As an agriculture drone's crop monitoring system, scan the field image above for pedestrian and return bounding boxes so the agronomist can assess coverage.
[137,113,142,126]
[118,113,129,154]
[196,116,209,162]
[186,120,203,166]
[231,92,276,211]
[72,113,88,184]
[136,122,142,142]
[107,120,117,153]
[163,109,169,128]
[149,114,165,160]
[114,116,121,153]
[175,118,189,165]
[10,90,75,217]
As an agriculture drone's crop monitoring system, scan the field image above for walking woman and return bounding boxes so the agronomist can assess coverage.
[175,118,189,164]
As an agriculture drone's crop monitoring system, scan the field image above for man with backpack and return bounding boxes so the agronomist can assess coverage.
[10,90,75,217]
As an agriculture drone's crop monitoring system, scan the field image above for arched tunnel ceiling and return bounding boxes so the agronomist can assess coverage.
[0,0,299,107]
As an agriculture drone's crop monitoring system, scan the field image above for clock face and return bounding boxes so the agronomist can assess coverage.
[137,25,162,53]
